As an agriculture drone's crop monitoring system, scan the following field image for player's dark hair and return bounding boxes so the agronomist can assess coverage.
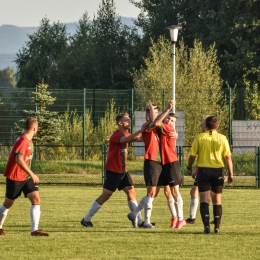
[205,116,218,130]
[168,113,178,118]
[116,113,129,123]
[25,117,38,130]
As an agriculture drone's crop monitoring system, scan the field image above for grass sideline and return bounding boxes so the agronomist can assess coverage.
[0,185,260,259]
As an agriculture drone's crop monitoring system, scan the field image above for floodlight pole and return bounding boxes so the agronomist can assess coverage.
[172,42,176,113]
[167,25,181,113]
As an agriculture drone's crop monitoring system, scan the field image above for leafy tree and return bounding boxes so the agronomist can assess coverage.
[0,67,17,88]
[15,18,68,89]
[95,99,118,144]
[244,81,260,120]
[130,0,181,50]
[131,0,260,120]
[133,36,229,144]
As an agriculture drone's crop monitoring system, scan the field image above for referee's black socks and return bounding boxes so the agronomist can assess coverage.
[200,202,210,227]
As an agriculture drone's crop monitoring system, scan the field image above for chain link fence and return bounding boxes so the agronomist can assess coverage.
[0,87,133,143]
[0,144,258,188]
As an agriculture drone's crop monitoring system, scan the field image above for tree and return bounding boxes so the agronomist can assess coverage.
[131,0,260,119]
[244,82,260,120]
[95,99,118,144]
[15,17,69,89]
[130,0,181,50]
[0,67,17,88]
[88,0,143,89]
[16,82,62,144]
[133,36,229,144]
[57,12,95,89]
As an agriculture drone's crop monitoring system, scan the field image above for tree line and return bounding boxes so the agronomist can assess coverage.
[0,0,259,121]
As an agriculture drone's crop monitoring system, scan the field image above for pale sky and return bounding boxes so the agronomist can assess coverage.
[0,0,140,27]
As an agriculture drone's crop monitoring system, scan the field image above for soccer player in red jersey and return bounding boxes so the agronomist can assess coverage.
[151,101,186,229]
[128,101,177,228]
[0,117,49,236]
[81,113,148,228]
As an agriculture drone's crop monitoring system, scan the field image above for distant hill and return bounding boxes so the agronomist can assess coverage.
[0,17,138,70]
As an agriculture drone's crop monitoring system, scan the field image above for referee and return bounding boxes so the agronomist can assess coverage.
[187,116,233,234]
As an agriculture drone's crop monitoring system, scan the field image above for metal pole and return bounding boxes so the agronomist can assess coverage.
[129,89,134,134]
[162,89,165,110]
[102,145,107,185]
[228,88,233,146]
[82,88,86,160]
[172,43,176,113]
[257,146,260,188]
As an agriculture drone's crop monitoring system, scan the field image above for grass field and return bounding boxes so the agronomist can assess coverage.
[0,184,260,259]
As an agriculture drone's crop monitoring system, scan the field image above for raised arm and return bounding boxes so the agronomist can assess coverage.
[149,100,175,129]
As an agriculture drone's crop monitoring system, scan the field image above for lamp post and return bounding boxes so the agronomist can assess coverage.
[167,25,181,113]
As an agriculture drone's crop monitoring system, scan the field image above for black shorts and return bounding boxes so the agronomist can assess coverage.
[157,172,169,186]
[162,161,182,187]
[197,167,224,193]
[5,178,39,200]
[103,170,134,192]
[143,160,162,186]
[193,175,198,187]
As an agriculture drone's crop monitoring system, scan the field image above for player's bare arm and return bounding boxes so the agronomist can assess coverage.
[225,155,234,185]
[187,155,196,175]
[150,100,175,129]
[120,122,149,143]
[168,132,178,139]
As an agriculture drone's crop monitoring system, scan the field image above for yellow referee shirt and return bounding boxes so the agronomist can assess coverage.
[190,130,231,168]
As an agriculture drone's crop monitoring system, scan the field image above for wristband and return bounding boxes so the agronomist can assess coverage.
[187,166,192,170]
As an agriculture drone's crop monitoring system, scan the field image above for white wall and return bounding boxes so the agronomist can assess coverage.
[232,120,260,154]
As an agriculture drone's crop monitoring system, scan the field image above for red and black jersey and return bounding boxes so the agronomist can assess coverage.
[160,123,178,165]
[105,130,130,174]
[142,128,161,162]
[4,134,34,181]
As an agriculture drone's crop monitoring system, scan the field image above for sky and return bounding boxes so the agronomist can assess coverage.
[0,0,140,27]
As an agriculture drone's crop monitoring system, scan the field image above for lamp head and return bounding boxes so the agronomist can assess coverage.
[167,25,182,44]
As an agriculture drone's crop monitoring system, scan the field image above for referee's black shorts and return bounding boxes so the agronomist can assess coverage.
[197,167,224,193]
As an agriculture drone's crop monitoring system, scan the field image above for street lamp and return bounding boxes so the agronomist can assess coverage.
[167,25,181,113]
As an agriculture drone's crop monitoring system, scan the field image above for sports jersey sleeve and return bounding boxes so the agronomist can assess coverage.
[222,137,231,157]
[14,138,28,156]
[109,131,123,144]
[190,135,199,156]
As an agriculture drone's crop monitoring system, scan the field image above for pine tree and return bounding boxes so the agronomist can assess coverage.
[17,82,62,144]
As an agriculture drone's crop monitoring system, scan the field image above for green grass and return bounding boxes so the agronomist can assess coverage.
[0,185,260,259]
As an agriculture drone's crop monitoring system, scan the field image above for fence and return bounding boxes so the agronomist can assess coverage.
[1,87,257,147]
[0,87,134,143]
[0,144,259,188]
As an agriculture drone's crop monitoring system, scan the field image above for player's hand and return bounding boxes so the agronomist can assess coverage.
[31,173,40,184]
[191,172,196,179]
[141,122,150,132]
[187,169,192,176]
[228,174,233,185]
[168,132,178,139]
[167,100,175,110]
